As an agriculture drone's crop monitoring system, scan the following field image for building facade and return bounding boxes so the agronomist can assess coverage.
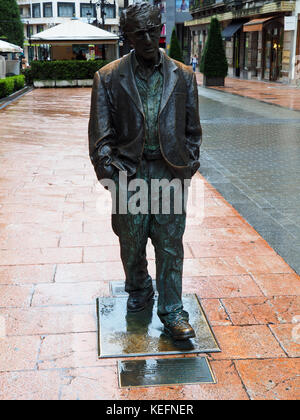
[17,0,127,62]
[153,1,193,63]
[187,0,300,84]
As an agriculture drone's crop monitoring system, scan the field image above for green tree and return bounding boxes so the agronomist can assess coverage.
[200,17,228,78]
[169,28,184,63]
[0,0,24,47]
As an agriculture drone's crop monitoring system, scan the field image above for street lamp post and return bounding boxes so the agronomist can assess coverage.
[89,0,116,60]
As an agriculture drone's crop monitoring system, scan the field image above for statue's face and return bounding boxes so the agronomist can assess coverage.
[126,11,162,61]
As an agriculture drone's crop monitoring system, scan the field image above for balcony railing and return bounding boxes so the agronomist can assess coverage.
[190,0,221,11]
[190,0,295,12]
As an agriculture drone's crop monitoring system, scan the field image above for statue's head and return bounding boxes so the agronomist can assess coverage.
[120,2,162,62]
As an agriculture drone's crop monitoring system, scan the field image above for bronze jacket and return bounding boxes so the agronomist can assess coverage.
[89,49,202,181]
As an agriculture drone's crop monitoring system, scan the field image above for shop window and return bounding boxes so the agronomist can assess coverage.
[263,21,283,81]
[244,33,250,70]
[57,2,75,17]
[32,3,41,18]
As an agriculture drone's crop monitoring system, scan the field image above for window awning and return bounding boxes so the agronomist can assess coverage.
[222,22,244,40]
[243,17,275,32]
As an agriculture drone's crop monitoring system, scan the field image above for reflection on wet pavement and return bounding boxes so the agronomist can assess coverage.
[97,294,220,358]
[199,87,300,274]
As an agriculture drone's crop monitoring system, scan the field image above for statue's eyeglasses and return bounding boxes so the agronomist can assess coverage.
[127,25,162,40]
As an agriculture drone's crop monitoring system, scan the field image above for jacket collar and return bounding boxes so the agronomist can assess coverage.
[119,49,179,117]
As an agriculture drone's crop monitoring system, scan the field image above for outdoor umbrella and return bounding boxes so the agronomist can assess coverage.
[0,40,23,53]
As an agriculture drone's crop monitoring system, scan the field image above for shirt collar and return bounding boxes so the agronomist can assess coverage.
[132,49,164,76]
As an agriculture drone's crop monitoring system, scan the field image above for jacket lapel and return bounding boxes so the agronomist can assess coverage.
[119,51,144,117]
[159,52,179,115]
[118,50,179,117]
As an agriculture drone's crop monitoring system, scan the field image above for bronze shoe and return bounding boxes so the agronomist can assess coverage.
[127,287,154,312]
[164,318,196,341]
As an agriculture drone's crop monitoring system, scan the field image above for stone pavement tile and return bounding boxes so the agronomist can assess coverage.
[183,227,213,241]
[182,360,249,400]
[55,262,126,283]
[83,246,121,263]
[83,219,116,233]
[0,232,60,250]
[0,248,82,266]
[31,281,110,306]
[37,332,115,370]
[83,243,193,263]
[63,210,108,224]
[1,305,96,336]
[60,232,119,247]
[0,221,83,237]
[0,285,33,308]
[221,296,300,326]
[201,227,261,242]
[3,200,84,212]
[201,204,236,219]
[0,369,64,400]
[0,211,63,225]
[234,359,300,400]
[251,273,300,296]
[200,216,246,229]
[189,239,276,258]
[0,265,55,285]
[200,299,232,326]
[182,275,263,298]
[211,325,286,360]
[59,366,131,400]
[235,255,295,274]
[269,324,300,358]
[0,335,41,372]
[196,72,300,111]
[184,257,247,277]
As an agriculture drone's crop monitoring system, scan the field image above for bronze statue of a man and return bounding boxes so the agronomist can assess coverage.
[89,2,202,340]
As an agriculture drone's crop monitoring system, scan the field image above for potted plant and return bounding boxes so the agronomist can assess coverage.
[200,17,228,87]
[169,28,184,63]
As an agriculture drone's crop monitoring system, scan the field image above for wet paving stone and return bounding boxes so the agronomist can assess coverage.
[1,88,299,400]
[199,88,300,275]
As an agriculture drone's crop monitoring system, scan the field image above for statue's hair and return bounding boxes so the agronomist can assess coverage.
[120,2,161,34]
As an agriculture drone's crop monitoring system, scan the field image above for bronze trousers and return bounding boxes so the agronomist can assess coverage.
[111,158,189,323]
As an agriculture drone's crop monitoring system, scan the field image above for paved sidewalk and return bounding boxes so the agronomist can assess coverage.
[196,72,300,111]
[0,89,300,400]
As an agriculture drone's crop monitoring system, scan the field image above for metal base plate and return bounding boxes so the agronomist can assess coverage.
[118,357,216,388]
[97,294,220,358]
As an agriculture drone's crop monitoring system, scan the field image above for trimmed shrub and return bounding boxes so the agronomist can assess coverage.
[169,28,184,63]
[0,75,25,99]
[22,68,33,86]
[13,75,25,91]
[30,60,110,81]
[200,18,228,78]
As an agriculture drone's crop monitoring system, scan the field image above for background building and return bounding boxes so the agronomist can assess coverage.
[153,1,193,63]
[17,0,126,62]
[187,0,300,84]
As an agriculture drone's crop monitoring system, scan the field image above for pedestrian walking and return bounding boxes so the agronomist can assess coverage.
[191,54,198,72]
